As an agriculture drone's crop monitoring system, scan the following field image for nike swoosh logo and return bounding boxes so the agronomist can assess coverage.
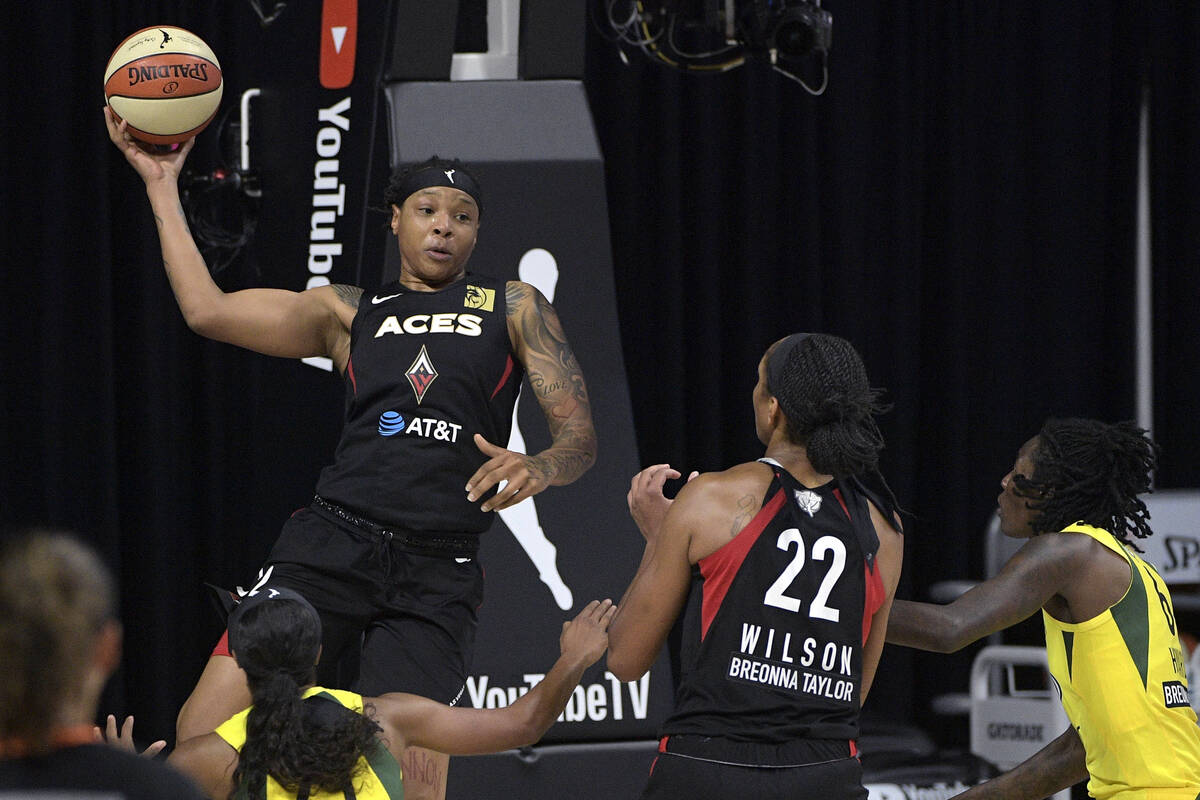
[372,293,402,304]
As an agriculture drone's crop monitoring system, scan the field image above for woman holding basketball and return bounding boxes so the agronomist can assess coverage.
[104,109,597,800]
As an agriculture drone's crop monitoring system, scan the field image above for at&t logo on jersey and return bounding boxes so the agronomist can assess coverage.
[377,411,462,443]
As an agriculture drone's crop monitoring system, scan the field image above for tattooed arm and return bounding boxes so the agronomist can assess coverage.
[104,107,359,368]
[465,280,598,512]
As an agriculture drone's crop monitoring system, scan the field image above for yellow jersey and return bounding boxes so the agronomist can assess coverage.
[1043,524,1200,800]
[215,686,404,800]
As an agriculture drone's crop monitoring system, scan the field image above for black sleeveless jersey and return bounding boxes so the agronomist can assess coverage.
[314,274,522,533]
[660,460,888,745]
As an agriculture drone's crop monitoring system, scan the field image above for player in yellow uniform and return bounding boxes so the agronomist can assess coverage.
[168,588,615,799]
[886,417,1200,800]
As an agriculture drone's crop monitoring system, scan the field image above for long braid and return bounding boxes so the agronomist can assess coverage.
[228,597,381,799]
[1013,418,1156,547]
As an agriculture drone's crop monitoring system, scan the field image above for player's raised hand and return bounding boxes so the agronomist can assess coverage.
[94,714,167,759]
[103,106,194,184]
[559,599,618,668]
[627,464,699,541]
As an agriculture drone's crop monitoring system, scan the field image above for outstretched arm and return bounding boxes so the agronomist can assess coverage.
[606,474,722,681]
[886,533,1085,653]
[104,108,358,368]
[950,725,1087,800]
[466,281,597,511]
[377,599,616,754]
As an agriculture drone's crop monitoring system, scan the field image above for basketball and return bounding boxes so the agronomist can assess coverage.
[104,26,223,146]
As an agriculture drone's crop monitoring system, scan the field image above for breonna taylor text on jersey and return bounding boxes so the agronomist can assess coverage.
[315,274,521,534]
[660,459,887,747]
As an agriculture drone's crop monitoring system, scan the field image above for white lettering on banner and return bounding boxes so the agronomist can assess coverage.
[463,672,652,723]
[302,97,352,373]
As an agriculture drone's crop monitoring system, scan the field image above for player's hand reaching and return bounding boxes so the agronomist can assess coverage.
[466,434,550,512]
[627,464,699,541]
[103,106,194,185]
[559,599,617,668]
[94,714,167,759]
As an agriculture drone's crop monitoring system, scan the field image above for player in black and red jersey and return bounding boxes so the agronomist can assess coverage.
[105,110,596,800]
[608,333,904,800]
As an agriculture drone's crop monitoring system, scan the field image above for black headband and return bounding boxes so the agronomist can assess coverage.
[396,165,483,218]
[227,586,317,652]
[766,333,810,396]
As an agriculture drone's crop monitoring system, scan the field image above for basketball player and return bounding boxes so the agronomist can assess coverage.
[0,530,205,798]
[886,419,1200,800]
[104,110,597,800]
[608,333,905,799]
[167,588,615,799]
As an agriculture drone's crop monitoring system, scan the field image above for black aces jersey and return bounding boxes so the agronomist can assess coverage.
[661,459,887,747]
[314,274,522,533]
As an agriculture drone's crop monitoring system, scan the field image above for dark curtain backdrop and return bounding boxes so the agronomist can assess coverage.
[1,0,1191,749]
[1149,4,1200,489]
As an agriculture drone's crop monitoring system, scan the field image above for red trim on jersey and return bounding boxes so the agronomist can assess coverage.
[832,486,884,643]
[346,356,358,396]
[832,487,851,519]
[212,629,232,657]
[697,488,788,641]
[861,559,885,643]
[849,738,859,758]
[658,735,669,753]
[490,354,515,400]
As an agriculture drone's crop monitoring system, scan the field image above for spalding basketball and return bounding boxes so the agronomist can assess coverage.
[104,26,223,146]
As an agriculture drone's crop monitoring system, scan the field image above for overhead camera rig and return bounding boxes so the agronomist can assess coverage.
[599,0,832,93]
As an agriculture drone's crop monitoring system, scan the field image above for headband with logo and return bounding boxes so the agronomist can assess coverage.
[395,166,484,218]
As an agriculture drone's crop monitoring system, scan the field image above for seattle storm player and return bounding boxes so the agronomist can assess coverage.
[609,333,904,800]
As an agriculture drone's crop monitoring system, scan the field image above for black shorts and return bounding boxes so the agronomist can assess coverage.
[252,502,484,705]
[640,735,867,800]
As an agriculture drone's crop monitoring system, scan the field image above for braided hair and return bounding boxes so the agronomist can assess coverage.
[767,333,890,478]
[1012,418,1156,547]
[0,530,115,755]
[228,596,382,799]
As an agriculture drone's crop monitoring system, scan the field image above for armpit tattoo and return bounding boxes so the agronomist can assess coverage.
[331,283,363,309]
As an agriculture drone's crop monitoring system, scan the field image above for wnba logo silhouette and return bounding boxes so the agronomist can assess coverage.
[500,248,575,610]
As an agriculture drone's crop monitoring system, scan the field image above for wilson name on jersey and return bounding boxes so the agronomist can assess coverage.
[662,461,885,744]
